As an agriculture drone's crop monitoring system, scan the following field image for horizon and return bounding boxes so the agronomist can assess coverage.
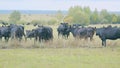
[0,0,120,11]
[0,10,120,14]
[1,9,120,11]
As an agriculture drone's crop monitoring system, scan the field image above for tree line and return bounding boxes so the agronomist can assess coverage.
[64,6,120,25]
[3,6,120,25]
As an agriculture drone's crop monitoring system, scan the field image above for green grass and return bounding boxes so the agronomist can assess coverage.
[0,48,120,68]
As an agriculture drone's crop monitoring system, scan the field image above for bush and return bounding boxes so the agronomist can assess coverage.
[17,20,26,24]
[9,10,21,24]
[31,20,47,25]
[47,19,57,25]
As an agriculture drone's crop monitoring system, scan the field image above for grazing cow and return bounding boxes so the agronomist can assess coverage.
[34,26,53,42]
[0,26,11,41]
[70,26,87,39]
[96,25,120,47]
[57,23,71,39]
[86,27,96,40]
[70,25,96,40]
[26,30,35,40]
[9,24,26,41]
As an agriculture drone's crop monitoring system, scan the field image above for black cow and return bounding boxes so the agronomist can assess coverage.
[70,26,87,39]
[57,23,71,39]
[34,26,53,42]
[96,25,120,47]
[70,25,96,40]
[86,27,96,40]
[0,26,11,41]
[26,30,35,40]
[9,24,26,41]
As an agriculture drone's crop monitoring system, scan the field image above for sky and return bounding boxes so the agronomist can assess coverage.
[0,0,120,11]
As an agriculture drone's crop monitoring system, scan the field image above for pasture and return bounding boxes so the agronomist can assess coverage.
[0,48,120,68]
[0,14,120,68]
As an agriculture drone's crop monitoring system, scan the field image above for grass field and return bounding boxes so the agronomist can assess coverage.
[0,14,120,68]
[0,14,57,22]
[0,48,120,68]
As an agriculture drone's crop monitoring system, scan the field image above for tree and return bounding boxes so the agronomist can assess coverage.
[111,14,117,24]
[117,15,120,24]
[90,8,99,24]
[83,6,91,15]
[68,6,83,16]
[63,16,73,24]
[99,9,112,24]
[9,10,21,23]
[67,6,90,25]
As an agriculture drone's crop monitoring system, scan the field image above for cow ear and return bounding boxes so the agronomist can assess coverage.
[66,23,68,25]
[94,27,96,30]
[60,23,63,24]
[95,27,96,29]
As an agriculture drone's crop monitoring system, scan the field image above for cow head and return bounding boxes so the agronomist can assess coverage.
[96,27,104,36]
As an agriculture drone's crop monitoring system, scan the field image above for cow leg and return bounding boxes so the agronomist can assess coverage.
[24,37,27,41]
[35,36,38,41]
[6,37,9,42]
[66,34,69,39]
[64,35,67,40]
[102,41,104,46]
[19,37,22,41]
[58,32,60,39]
[62,34,65,39]
[23,33,27,41]
[104,40,106,47]
[39,36,42,42]
[102,40,106,47]
[4,37,6,41]
[90,36,93,41]
[84,36,88,41]
[4,37,8,42]
[0,36,2,41]
[50,35,53,41]
[34,37,37,44]
[65,35,68,39]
